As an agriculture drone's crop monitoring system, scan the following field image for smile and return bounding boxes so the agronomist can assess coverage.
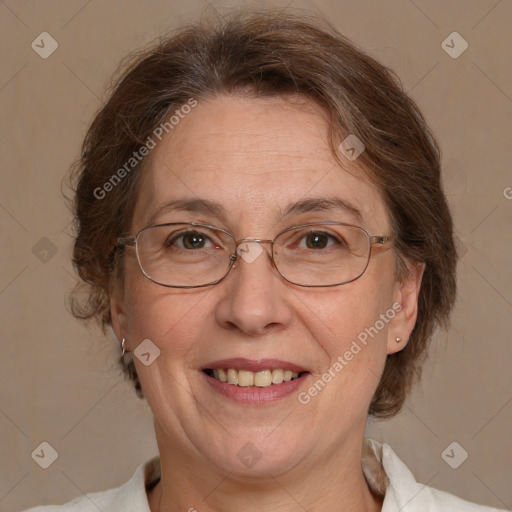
[203,368,303,387]
[201,358,310,403]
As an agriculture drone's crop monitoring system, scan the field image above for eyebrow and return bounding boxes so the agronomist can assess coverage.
[147,198,226,226]
[280,197,362,223]
[147,195,362,226]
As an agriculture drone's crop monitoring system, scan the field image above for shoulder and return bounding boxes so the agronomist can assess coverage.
[21,456,160,512]
[365,439,506,512]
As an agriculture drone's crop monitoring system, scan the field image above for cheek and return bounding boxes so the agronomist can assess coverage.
[311,294,390,380]
[123,265,211,360]
[125,282,214,417]
[296,266,395,394]
[301,277,394,353]
[298,292,391,421]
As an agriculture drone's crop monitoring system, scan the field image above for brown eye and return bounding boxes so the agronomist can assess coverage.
[306,232,329,249]
[165,230,213,250]
[299,232,338,249]
[181,232,208,249]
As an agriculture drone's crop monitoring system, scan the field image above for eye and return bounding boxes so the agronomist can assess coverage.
[165,230,216,250]
[298,231,341,250]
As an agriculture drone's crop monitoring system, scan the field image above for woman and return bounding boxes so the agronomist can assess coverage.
[26,8,506,512]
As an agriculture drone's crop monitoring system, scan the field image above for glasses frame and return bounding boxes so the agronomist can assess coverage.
[118,221,391,288]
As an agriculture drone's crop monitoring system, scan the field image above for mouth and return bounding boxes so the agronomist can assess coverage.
[201,358,309,404]
[201,358,309,391]
[203,368,306,387]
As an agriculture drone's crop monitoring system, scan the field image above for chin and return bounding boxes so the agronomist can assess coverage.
[203,431,307,479]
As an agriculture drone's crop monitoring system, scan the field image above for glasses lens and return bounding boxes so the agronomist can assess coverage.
[273,224,370,286]
[136,224,234,286]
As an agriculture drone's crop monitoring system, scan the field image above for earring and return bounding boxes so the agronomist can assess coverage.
[395,337,402,343]
[121,338,126,357]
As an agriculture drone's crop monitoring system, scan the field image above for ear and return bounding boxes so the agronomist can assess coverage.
[110,283,129,352]
[387,261,425,355]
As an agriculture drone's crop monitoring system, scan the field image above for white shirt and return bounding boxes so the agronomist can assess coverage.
[24,439,506,511]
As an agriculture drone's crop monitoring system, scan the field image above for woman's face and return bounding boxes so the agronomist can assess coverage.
[112,94,421,477]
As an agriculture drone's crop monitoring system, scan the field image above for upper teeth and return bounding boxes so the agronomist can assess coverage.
[213,368,300,387]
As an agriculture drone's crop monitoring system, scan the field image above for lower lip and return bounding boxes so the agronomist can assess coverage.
[202,372,308,404]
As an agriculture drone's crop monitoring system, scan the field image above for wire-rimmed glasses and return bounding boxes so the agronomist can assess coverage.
[117,221,391,288]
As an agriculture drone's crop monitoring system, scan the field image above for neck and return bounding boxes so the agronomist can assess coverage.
[148,424,383,512]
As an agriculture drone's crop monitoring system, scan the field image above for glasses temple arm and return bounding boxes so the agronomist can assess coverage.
[370,235,391,245]
[118,236,136,247]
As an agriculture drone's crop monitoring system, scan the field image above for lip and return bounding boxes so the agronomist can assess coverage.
[202,358,308,373]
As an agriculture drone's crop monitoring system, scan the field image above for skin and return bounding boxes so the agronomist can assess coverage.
[111,93,424,512]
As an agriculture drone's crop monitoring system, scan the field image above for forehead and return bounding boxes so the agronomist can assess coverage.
[133,94,389,234]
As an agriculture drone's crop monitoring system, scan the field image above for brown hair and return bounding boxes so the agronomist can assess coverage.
[70,7,457,417]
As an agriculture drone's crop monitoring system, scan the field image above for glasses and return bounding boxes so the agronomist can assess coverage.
[117,221,391,288]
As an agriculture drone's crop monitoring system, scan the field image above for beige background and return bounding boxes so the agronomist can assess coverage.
[1,0,511,510]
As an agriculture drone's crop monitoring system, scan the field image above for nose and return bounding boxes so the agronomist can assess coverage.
[214,240,293,336]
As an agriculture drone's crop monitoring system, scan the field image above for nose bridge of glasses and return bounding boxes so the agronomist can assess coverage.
[236,238,274,245]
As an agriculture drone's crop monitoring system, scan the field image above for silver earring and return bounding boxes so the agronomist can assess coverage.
[121,338,126,356]
[395,337,402,343]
